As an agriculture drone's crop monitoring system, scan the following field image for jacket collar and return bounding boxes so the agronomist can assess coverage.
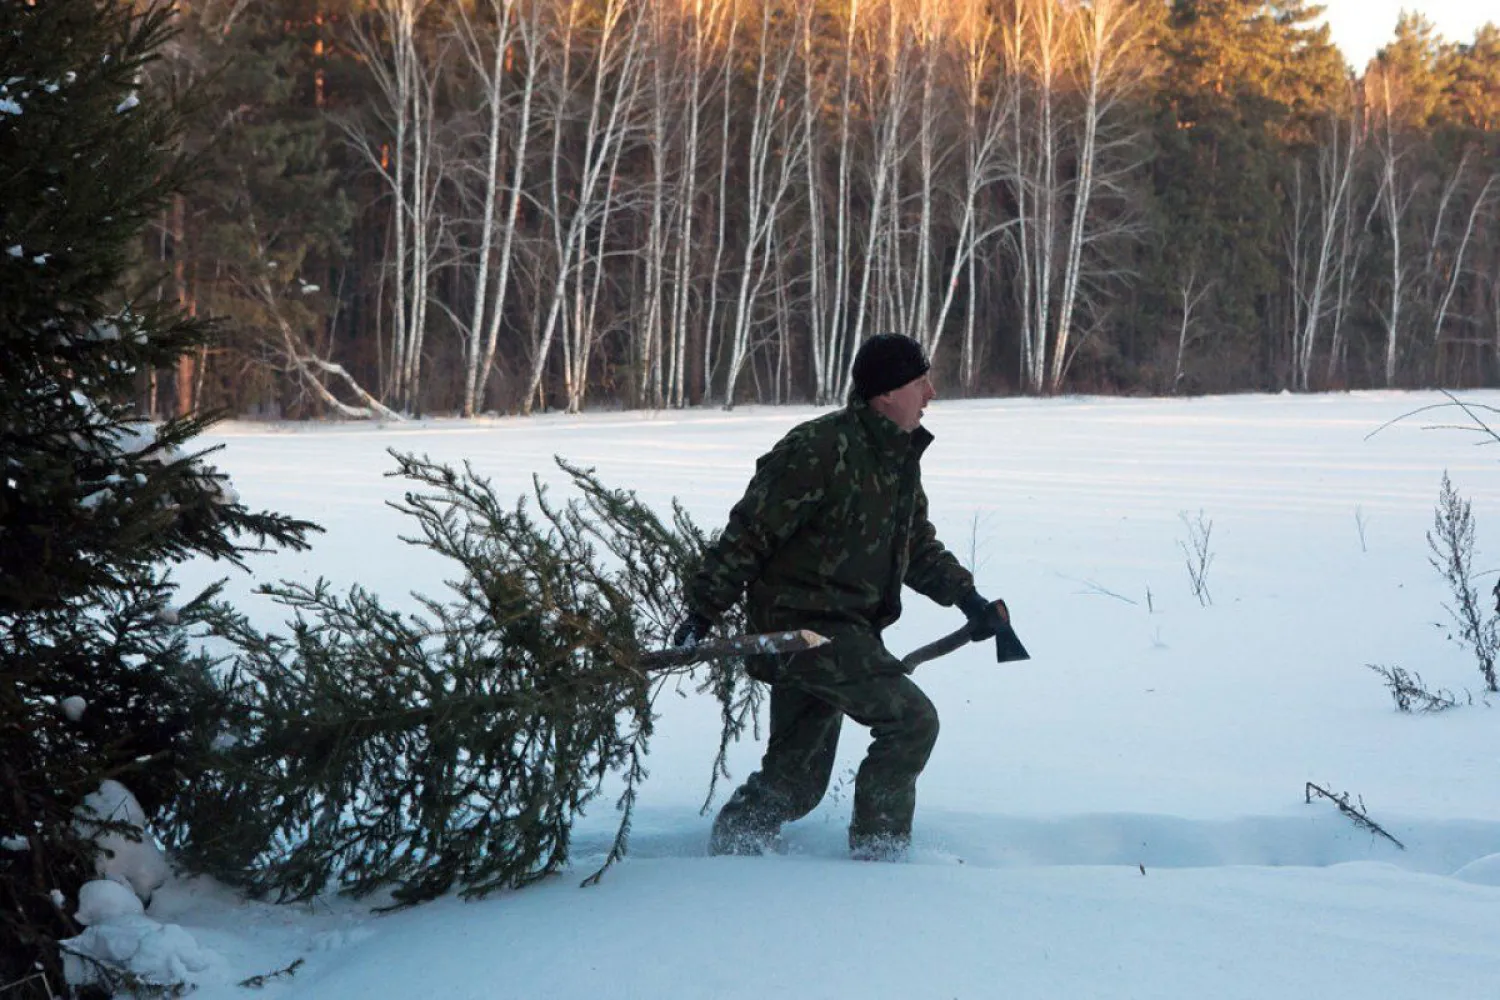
[849,395,934,460]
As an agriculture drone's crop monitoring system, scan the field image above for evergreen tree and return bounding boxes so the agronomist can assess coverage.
[0,0,315,990]
[160,0,359,417]
[1139,0,1348,389]
[1444,23,1500,132]
[169,456,756,905]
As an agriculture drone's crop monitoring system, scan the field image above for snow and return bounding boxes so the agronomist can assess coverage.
[75,879,145,925]
[62,910,214,990]
[79,487,113,510]
[76,780,170,903]
[133,390,1500,998]
[61,695,88,721]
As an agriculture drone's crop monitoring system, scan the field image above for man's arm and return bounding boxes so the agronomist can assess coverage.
[685,430,829,620]
[903,485,977,607]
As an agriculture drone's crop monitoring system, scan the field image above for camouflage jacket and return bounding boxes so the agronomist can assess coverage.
[686,396,974,635]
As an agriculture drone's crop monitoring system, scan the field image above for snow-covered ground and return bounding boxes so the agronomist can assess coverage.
[128,391,1500,997]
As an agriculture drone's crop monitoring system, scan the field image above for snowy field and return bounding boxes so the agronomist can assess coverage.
[133,391,1500,998]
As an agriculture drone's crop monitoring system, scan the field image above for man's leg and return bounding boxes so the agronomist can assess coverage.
[789,633,940,858]
[709,682,843,855]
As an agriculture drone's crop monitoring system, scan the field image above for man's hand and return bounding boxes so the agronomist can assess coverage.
[672,612,713,648]
[958,590,1009,641]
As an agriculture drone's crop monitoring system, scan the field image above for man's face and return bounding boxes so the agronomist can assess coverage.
[871,373,936,432]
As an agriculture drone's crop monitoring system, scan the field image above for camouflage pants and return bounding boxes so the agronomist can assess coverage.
[711,629,940,854]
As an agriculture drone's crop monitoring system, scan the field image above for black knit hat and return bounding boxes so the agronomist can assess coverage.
[851,333,930,400]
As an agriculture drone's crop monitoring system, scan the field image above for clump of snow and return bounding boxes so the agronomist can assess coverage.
[0,97,20,116]
[75,879,144,925]
[2,835,29,851]
[76,780,169,903]
[79,487,113,510]
[115,92,139,113]
[6,245,21,257]
[61,695,88,721]
[113,422,177,463]
[62,912,214,990]
[65,788,216,991]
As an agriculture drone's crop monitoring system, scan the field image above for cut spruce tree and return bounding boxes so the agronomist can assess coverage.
[173,454,760,905]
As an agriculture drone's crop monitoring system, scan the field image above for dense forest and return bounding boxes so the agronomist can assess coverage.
[141,0,1500,418]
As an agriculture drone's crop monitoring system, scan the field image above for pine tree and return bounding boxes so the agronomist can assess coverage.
[0,0,316,991]
[1141,0,1348,389]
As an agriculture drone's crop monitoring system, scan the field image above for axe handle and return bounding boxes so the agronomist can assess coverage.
[901,623,975,673]
[640,628,828,670]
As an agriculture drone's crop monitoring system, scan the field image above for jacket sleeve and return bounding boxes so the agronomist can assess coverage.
[903,484,976,606]
[686,430,830,619]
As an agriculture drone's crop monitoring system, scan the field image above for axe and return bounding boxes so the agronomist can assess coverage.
[901,601,1030,673]
[639,628,829,670]
[642,603,1028,673]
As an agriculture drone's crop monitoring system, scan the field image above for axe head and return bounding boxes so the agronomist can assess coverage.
[990,621,1030,663]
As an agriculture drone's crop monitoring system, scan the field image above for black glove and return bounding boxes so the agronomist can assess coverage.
[672,612,713,648]
[958,590,1009,641]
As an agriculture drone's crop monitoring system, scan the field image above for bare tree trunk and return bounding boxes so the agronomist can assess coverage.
[698,7,740,404]
[1049,0,1140,392]
[1003,0,1038,390]
[1174,269,1210,392]
[927,1,1010,369]
[801,0,831,401]
[1377,74,1407,387]
[722,0,806,407]
[840,0,916,399]
[1326,144,1366,386]
[451,0,518,417]
[821,0,860,403]
[1433,172,1495,346]
[1293,108,1360,390]
[523,0,645,415]
[346,0,445,414]
[666,0,730,407]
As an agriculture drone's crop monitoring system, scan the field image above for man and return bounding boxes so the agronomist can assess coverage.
[674,332,1011,861]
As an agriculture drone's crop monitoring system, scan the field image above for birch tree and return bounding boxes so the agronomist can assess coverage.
[346,0,446,413]
[807,0,863,404]
[523,0,647,414]
[449,0,542,416]
[721,0,808,407]
[931,0,1013,383]
[663,0,735,407]
[1003,0,1146,393]
[1372,70,1414,386]
[841,0,917,394]
[1289,108,1362,390]
[1047,0,1145,391]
